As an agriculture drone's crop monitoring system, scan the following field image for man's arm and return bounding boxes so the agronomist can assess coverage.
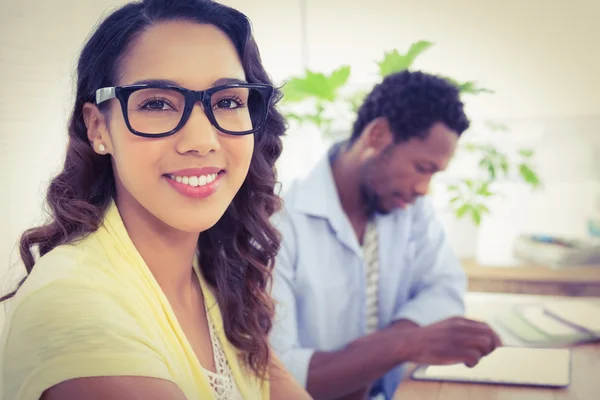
[305,317,501,400]
[306,320,419,400]
[392,197,467,325]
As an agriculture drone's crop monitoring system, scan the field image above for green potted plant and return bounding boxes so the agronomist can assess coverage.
[279,41,541,229]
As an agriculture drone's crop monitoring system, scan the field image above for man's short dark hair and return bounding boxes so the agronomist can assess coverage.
[350,70,470,143]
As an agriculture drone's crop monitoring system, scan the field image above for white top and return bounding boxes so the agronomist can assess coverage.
[203,310,244,400]
[362,219,380,334]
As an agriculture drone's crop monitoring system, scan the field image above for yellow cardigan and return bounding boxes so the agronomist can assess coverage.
[0,202,268,400]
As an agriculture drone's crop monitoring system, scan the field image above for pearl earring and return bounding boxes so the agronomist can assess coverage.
[98,144,106,153]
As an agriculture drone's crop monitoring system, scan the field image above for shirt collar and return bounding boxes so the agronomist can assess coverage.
[293,143,347,223]
[291,143,369,255]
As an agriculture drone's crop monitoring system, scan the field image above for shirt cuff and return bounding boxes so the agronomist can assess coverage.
[393,297,464,327]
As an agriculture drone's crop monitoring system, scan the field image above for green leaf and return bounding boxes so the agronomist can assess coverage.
[284,112,303,121]
[456,81,495,95]
[329,66,351,90]
[519,149,534,158]
[464,179,474,189]
[477,204,491,214]
[346,89,369,113]
[449,196,461,204]
[377,49,408,77]
[305,114,324,127]
[485,121,510,132]
[315,101,325,114]
[281,79,312,103]
[376,41,433,77]
[479,187,494,197]
[464,142,479,152]
[477,182,493,197]
[471,208,482,225]
[500,160,509,175]
[304,70,336,101]
[282,74,329,102]
[456,204,471,218]
[405,40,434,65]
[447,184,459,192]
[282,66,352,103]
[519,163,541,188]
[442,77,494,95]
[477,159,495,180]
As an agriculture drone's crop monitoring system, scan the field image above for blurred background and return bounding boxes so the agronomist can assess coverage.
[1,0,600,325]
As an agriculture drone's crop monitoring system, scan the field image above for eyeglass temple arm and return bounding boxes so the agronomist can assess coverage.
[96,87,116,105]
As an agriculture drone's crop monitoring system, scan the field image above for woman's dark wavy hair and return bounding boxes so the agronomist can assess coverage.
[0,0,285,379]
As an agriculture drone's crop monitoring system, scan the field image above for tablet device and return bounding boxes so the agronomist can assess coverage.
[411,347,571,388]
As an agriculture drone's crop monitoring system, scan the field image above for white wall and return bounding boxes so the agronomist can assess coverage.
[220,0,305,82]
[1,0,132,289]
[1,0,599,294]
[302,0,600,119]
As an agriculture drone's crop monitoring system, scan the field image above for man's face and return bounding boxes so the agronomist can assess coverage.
[359,122,459,215]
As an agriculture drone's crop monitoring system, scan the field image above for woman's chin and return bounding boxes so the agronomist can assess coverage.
[168,215,224,234]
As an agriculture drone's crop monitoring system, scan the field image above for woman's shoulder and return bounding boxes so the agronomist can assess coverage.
[0,249,174,400]
[7,245,130,326]
[1,242,157,366]
[14,235,126,302]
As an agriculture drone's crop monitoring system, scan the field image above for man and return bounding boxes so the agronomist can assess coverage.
[270,70,502,400]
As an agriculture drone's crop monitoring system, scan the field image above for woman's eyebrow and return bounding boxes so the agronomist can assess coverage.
[131,78,181,86]
[211,77,248,86]
[129,77,249,87]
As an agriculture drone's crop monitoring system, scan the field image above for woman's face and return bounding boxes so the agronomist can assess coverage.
[87,21,254,233]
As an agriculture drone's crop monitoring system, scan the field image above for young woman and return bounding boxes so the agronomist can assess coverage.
[0,1,310,399]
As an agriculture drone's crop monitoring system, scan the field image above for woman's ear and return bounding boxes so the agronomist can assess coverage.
[82,102,113,155]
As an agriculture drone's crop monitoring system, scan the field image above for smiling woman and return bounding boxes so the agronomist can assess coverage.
[0,1,310,400]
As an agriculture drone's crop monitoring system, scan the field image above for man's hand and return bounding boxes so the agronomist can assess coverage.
[397,316,503,368]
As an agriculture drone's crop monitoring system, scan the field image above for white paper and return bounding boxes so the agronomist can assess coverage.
[420,347,570,387]
[545,301,600,333]
[519,305,582,336]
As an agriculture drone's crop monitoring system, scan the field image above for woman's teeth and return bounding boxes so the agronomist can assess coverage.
[168,173,218,187]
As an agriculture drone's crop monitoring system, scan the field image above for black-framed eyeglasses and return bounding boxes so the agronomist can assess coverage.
[95,82,274,137]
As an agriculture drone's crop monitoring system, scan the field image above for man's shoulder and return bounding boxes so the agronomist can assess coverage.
[273,181,310,232]
[277,178,313,218]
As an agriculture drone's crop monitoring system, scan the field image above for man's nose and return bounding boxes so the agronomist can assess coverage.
[414,176,432,197]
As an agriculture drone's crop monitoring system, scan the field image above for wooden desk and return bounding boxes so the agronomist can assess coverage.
[462,259,600,297]
[393,293,600,400]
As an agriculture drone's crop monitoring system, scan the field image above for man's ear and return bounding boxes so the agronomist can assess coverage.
[82,102,113,155]
[363,117,394,155]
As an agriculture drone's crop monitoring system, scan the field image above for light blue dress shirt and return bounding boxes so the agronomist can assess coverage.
[270,148,467,399]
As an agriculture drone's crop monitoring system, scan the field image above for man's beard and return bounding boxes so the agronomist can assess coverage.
[359,182,390,216]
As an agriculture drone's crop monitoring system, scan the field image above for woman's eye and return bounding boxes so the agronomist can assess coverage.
[142,100,172,111]
[215,98,239,109]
